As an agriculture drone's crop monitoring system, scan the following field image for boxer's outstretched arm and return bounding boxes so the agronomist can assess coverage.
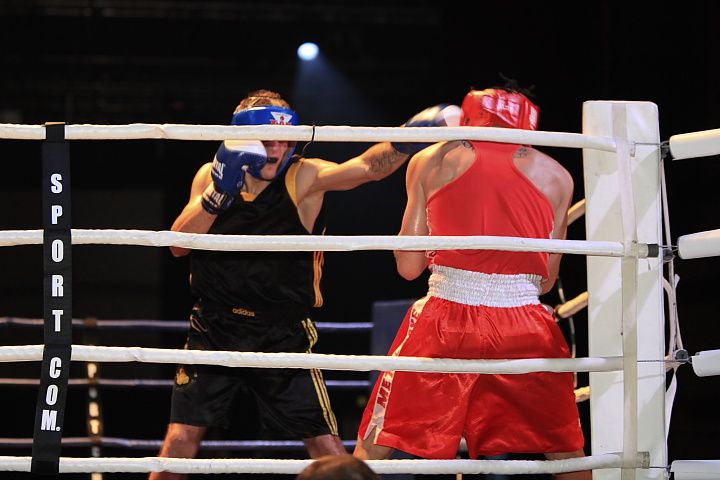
[305,105,460,194]
[304,142,409,194]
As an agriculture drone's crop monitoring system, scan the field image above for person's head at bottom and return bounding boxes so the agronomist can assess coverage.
[296,454,379,480]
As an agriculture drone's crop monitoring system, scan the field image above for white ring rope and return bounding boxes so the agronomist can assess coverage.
[0,229,647,258]
[567,199,586,225]
[669,127,720,160]
[0,345,624,374]
[0,453,649,474]
[0,123,619,151]
[556,291,589,319]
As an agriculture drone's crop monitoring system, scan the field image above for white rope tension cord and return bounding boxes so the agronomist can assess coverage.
[0,345,624,374]
[0,452,650,474]
[0,229,653,258]
[0,123,619,151]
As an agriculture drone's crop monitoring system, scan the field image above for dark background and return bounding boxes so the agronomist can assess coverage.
[0,1,719,478]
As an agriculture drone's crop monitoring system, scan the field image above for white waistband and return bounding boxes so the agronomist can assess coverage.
[428,265,542,307]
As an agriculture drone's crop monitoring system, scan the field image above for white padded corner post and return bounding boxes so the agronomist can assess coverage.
[582,102,666,480]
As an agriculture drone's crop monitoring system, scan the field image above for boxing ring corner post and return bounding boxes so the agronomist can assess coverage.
[582,101,666,480]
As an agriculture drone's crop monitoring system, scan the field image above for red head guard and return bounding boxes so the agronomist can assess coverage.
[461,89,540,130]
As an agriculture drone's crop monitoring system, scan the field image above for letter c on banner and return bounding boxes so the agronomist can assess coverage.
[49,357,62,379]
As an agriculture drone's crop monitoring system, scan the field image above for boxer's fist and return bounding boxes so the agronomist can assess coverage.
[201,140,267,215]
[392,104,462,155]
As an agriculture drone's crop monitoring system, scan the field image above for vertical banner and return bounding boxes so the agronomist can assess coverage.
[32,122,73,475]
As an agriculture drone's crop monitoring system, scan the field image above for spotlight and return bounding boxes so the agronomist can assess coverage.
[297,42,319,61]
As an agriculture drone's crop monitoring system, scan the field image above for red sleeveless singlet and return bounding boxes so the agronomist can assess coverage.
[426,141,554,277]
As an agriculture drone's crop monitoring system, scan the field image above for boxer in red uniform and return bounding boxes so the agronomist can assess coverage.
[354,86,590,480]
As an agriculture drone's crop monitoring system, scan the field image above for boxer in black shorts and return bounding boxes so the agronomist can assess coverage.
[171,302,336,438]
[150,89,458,480]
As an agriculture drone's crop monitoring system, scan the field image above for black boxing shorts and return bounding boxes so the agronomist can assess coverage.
[169,301,338,438]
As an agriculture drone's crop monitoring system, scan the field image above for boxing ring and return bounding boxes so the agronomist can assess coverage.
[1,101,720,477]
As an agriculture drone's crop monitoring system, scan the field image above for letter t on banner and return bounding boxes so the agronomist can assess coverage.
[32,122,73,475]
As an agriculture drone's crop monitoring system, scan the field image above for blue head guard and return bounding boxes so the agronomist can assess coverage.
[231,106,299,179]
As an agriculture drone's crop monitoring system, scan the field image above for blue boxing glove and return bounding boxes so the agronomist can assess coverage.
[201,140,267,215]
[391,104,462,155]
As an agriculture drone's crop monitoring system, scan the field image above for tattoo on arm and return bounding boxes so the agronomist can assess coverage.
[369,149,401,175]
[514,146,529,158]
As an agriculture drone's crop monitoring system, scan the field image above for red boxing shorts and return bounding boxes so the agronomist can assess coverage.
[358,295,584,459]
